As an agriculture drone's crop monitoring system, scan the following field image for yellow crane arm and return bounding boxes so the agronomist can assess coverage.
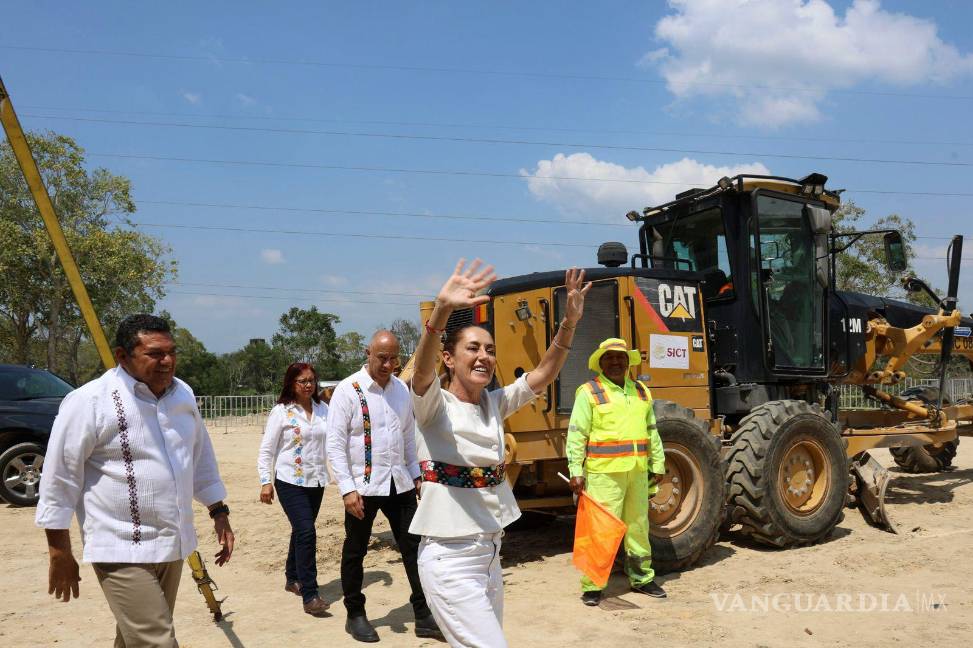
[0,74,114,370]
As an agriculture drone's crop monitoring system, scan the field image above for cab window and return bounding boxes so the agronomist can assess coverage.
[658,208,733,300]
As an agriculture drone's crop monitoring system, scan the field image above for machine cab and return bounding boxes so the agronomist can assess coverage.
[636,175,836,391]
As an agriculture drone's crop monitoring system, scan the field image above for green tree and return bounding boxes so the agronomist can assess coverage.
[0,131,175,380]
[336,331,366,375]
[832,201,927,302]
[271,306,342,378]
[223,339,288,394]
[387,318,420,360]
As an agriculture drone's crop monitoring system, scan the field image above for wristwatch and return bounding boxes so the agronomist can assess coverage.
[208,503,230,519]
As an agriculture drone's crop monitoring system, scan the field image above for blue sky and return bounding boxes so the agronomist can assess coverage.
[3,1,972,353]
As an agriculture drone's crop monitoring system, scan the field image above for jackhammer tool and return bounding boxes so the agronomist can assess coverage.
[187,550,225,621]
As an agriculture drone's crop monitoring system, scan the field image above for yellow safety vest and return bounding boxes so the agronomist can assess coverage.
[582,376,653,474]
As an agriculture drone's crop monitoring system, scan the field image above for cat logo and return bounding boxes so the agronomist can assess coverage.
[658,284,697,320]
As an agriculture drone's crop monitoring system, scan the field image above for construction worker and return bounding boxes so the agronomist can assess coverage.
[567,338,666,606]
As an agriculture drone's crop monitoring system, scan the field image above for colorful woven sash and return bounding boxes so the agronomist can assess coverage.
[351,382,372,483]
[420,460,506,488]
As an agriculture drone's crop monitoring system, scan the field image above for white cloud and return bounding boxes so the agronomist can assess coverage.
[521,153,769,217]
[181,91,201,105]
[235,92,257,107]
[320,274,349,287]
[647,0,973,126]
[260,248,285,264]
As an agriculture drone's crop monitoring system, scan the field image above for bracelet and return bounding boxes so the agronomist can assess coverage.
[552,339,572,351]
[559,320,577,330]
[208,503,230,519]
[425,320,446,336]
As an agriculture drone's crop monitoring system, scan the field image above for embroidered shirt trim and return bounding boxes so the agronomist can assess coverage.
[110,389,142,544]
[351,382,373,483]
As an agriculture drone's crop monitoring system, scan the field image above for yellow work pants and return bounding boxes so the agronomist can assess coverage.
[581,470,654,592]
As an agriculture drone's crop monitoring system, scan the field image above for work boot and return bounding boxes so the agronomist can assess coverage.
[414,614,444,640]
[284,581,302,596]
[631,580,667,598]
[581,591,602,607]
[303,596,330,617]
[346,614,380,643]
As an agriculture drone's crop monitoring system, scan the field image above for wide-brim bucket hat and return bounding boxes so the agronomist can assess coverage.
[588,338,641,373]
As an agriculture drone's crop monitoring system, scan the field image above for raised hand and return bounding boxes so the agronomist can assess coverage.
[436,258,497,310]
[563,268,592,325]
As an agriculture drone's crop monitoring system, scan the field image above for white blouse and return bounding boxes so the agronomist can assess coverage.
[257,401,329,487]
[409,373,537,538]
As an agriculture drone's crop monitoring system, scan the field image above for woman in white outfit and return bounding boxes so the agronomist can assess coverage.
[410,259,590,647]
[257,362,331,617]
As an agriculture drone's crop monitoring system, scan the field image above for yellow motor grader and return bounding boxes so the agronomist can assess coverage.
[412,173,973,572]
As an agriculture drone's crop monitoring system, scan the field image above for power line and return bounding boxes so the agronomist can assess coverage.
[4,44,973,100]
[138,199,629,227]
[137,200,972,236]
[166,289,415,306]
[127,221,596,248]
[20,103,973,148]
[171,281,428,298]
[86,151,973,197]
[126,221,973,258]
[24,113,971,167]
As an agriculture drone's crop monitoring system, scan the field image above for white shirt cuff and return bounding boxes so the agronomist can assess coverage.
[339,478,358,496]
[35,504,75,529]
[195,483,228,507]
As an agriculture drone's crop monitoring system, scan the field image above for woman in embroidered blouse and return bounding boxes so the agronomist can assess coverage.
[410,259,590,648]
[257,362,331,617]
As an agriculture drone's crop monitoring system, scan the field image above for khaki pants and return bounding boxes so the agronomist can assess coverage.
[92,560,183,648]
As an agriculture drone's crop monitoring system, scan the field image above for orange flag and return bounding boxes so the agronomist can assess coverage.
[573,491,627,588]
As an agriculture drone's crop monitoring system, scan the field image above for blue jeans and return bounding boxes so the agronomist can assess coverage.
[275,479,325,603]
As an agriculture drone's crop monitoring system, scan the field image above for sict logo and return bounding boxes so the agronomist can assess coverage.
[658,284,698,320]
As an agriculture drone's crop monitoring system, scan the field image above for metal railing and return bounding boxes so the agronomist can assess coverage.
[839,377,972,410]
[195,378,973,428]
[196,394,276,428]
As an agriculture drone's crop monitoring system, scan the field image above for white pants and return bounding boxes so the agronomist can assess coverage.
[418,532,506,648]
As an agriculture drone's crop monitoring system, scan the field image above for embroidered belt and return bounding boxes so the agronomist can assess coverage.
[420,460,505,488]
[351,382,373,483]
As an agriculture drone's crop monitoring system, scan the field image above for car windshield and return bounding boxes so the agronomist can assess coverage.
[0,367,74,400]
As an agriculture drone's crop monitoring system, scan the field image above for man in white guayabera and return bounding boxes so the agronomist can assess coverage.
[36,314,234,648]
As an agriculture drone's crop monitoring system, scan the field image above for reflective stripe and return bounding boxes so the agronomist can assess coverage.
[633,381,649,402]
[586,440,649,458]
[584,378,609,405]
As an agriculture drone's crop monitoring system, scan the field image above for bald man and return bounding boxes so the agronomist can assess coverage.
[326,331,441,643]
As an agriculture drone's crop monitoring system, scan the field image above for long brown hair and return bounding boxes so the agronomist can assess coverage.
[277,362,321,405]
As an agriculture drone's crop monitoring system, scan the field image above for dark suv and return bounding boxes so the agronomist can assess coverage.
[0,364,74,506]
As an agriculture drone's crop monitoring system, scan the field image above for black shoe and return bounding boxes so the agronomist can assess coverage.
[581,591,602,607]
[631,580,667,598]
[414,614,444,640]
[346,615,380,643]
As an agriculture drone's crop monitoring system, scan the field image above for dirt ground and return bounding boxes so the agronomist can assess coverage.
[2,428,971,648]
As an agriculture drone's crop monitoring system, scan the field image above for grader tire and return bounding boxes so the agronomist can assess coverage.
[649,400,726,573]
[889,441,959,473]
[726,400,848,548]
[890,387,959,473]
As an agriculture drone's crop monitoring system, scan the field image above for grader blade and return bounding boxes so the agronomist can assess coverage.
[850,452,897,534]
